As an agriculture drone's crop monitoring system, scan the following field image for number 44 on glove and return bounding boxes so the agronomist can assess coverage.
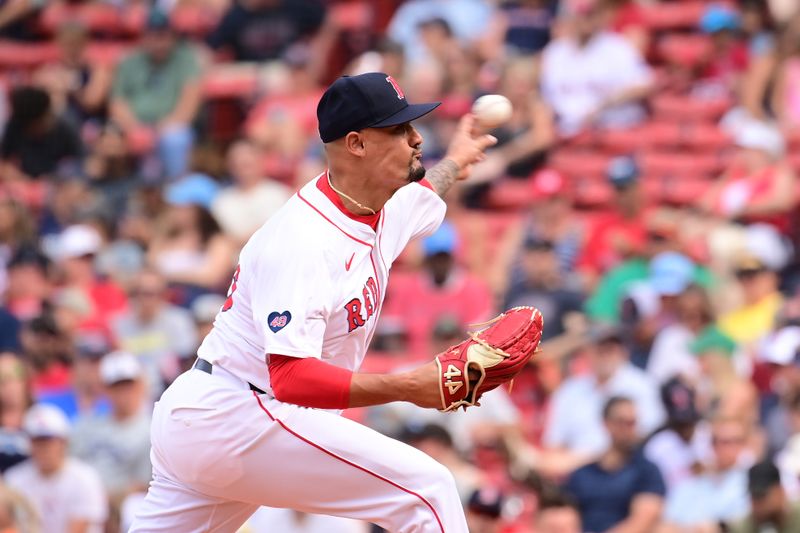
[436,306,543,412]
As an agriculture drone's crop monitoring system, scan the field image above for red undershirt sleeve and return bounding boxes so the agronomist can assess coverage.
[419,178,435,191]
[268,354,353,409]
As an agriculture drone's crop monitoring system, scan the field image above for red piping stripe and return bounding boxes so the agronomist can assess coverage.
[297,190,373,248]
[252,392,445,533]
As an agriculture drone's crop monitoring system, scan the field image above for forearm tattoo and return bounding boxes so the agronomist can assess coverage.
[425,158,460,198]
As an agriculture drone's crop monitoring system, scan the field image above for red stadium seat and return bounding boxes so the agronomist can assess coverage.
[170,5,220,37]
[573,179,614,208]
[598,122,684,153]
[0,41,59,69]
[641,1,706,31]
[486,179,534,210]
[119,3,147,36]
[201,71,259,99]
[651,93,733,122]
[641,151,722,180]
[683,122,731,151]
[657,34,712,67]
[660,178,712,206]
[549,151,609,181]
[330,1,374,31]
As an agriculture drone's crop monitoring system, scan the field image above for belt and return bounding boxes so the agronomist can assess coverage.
[193,358,266,395]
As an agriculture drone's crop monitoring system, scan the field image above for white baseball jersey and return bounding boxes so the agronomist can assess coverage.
[197,171,445,395]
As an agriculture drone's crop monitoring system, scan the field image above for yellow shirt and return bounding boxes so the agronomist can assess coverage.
[718,292,783,344]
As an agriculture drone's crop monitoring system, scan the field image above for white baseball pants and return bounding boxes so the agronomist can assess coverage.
[129,364,468,533]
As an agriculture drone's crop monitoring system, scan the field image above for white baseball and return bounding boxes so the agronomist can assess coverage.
[471,94,513,129]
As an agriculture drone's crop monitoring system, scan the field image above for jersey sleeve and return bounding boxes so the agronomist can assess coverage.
[382,180,446,258]
[247,245,333,359]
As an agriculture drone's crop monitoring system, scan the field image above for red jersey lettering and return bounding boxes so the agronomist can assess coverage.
[386,76,405,100]
[345,298,365,332]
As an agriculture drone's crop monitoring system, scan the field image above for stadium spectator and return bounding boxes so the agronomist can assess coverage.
[616,252,708,370]
[470,57,556,185]
[387,0,493,63]
[481,0,555,58]
[72,352,152,532]
[5,403,108,533]
[643,378,711,491]
[112,268,196,393]
[535,492,582,533]
[729,459,800,532]
[33,21,111,132]
[243,46,324,184]
[701,121,796,232]
[84,123,141,216]
[647,284,714,386]
[0,196,36,269]
[0,353,31,473]
[110,9,202,180]
[539,0,653,135]
[577,156,648,282]
[494,169,582,289]
[585,215,715,325]
[4,246,51,322]
[210,139,293,244]
[190,293,225,341]
[0,86,82,181]
[602,0,649,54]
[147,177,234,300]
[503,237,584,341]
[663,417,752,529]
[465,487,503,533]
[543,325,664,472]
[694,4,749,100]
[48,224,127,333]
[742,15,800,129]
[761,327,800,454]
[207,0,329,65]
[717,225,789,344]
[691,326,759,428]
[564,396,665,533]
[66,340,111,421]
[382,222,493,357]
[20,314,74,401]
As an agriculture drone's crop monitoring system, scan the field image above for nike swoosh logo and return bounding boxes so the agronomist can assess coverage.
[345,253,355,271]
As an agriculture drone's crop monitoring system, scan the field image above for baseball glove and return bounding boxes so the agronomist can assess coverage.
[435,306,543,412]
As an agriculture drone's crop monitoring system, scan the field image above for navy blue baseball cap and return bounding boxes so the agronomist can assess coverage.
[317,72,440,143]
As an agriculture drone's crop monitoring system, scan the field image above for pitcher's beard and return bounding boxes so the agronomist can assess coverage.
[407,163,426,183]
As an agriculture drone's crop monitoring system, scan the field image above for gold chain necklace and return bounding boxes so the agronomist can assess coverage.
[327,172,377,215]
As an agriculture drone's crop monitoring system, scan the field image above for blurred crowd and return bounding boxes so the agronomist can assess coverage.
[0,0,800,531]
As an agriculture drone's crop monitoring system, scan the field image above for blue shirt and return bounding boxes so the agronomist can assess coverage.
[565,451,666,533]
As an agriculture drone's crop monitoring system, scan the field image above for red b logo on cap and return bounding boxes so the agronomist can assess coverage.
[386,76,404,100]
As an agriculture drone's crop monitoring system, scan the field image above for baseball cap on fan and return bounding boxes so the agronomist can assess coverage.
[23,404,70,439]
[530,168,569,201]
[317,72,440,143]
[100,351,143,385]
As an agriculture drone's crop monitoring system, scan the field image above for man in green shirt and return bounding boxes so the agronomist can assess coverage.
[730,460,800,533]
[110,9,202,179]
